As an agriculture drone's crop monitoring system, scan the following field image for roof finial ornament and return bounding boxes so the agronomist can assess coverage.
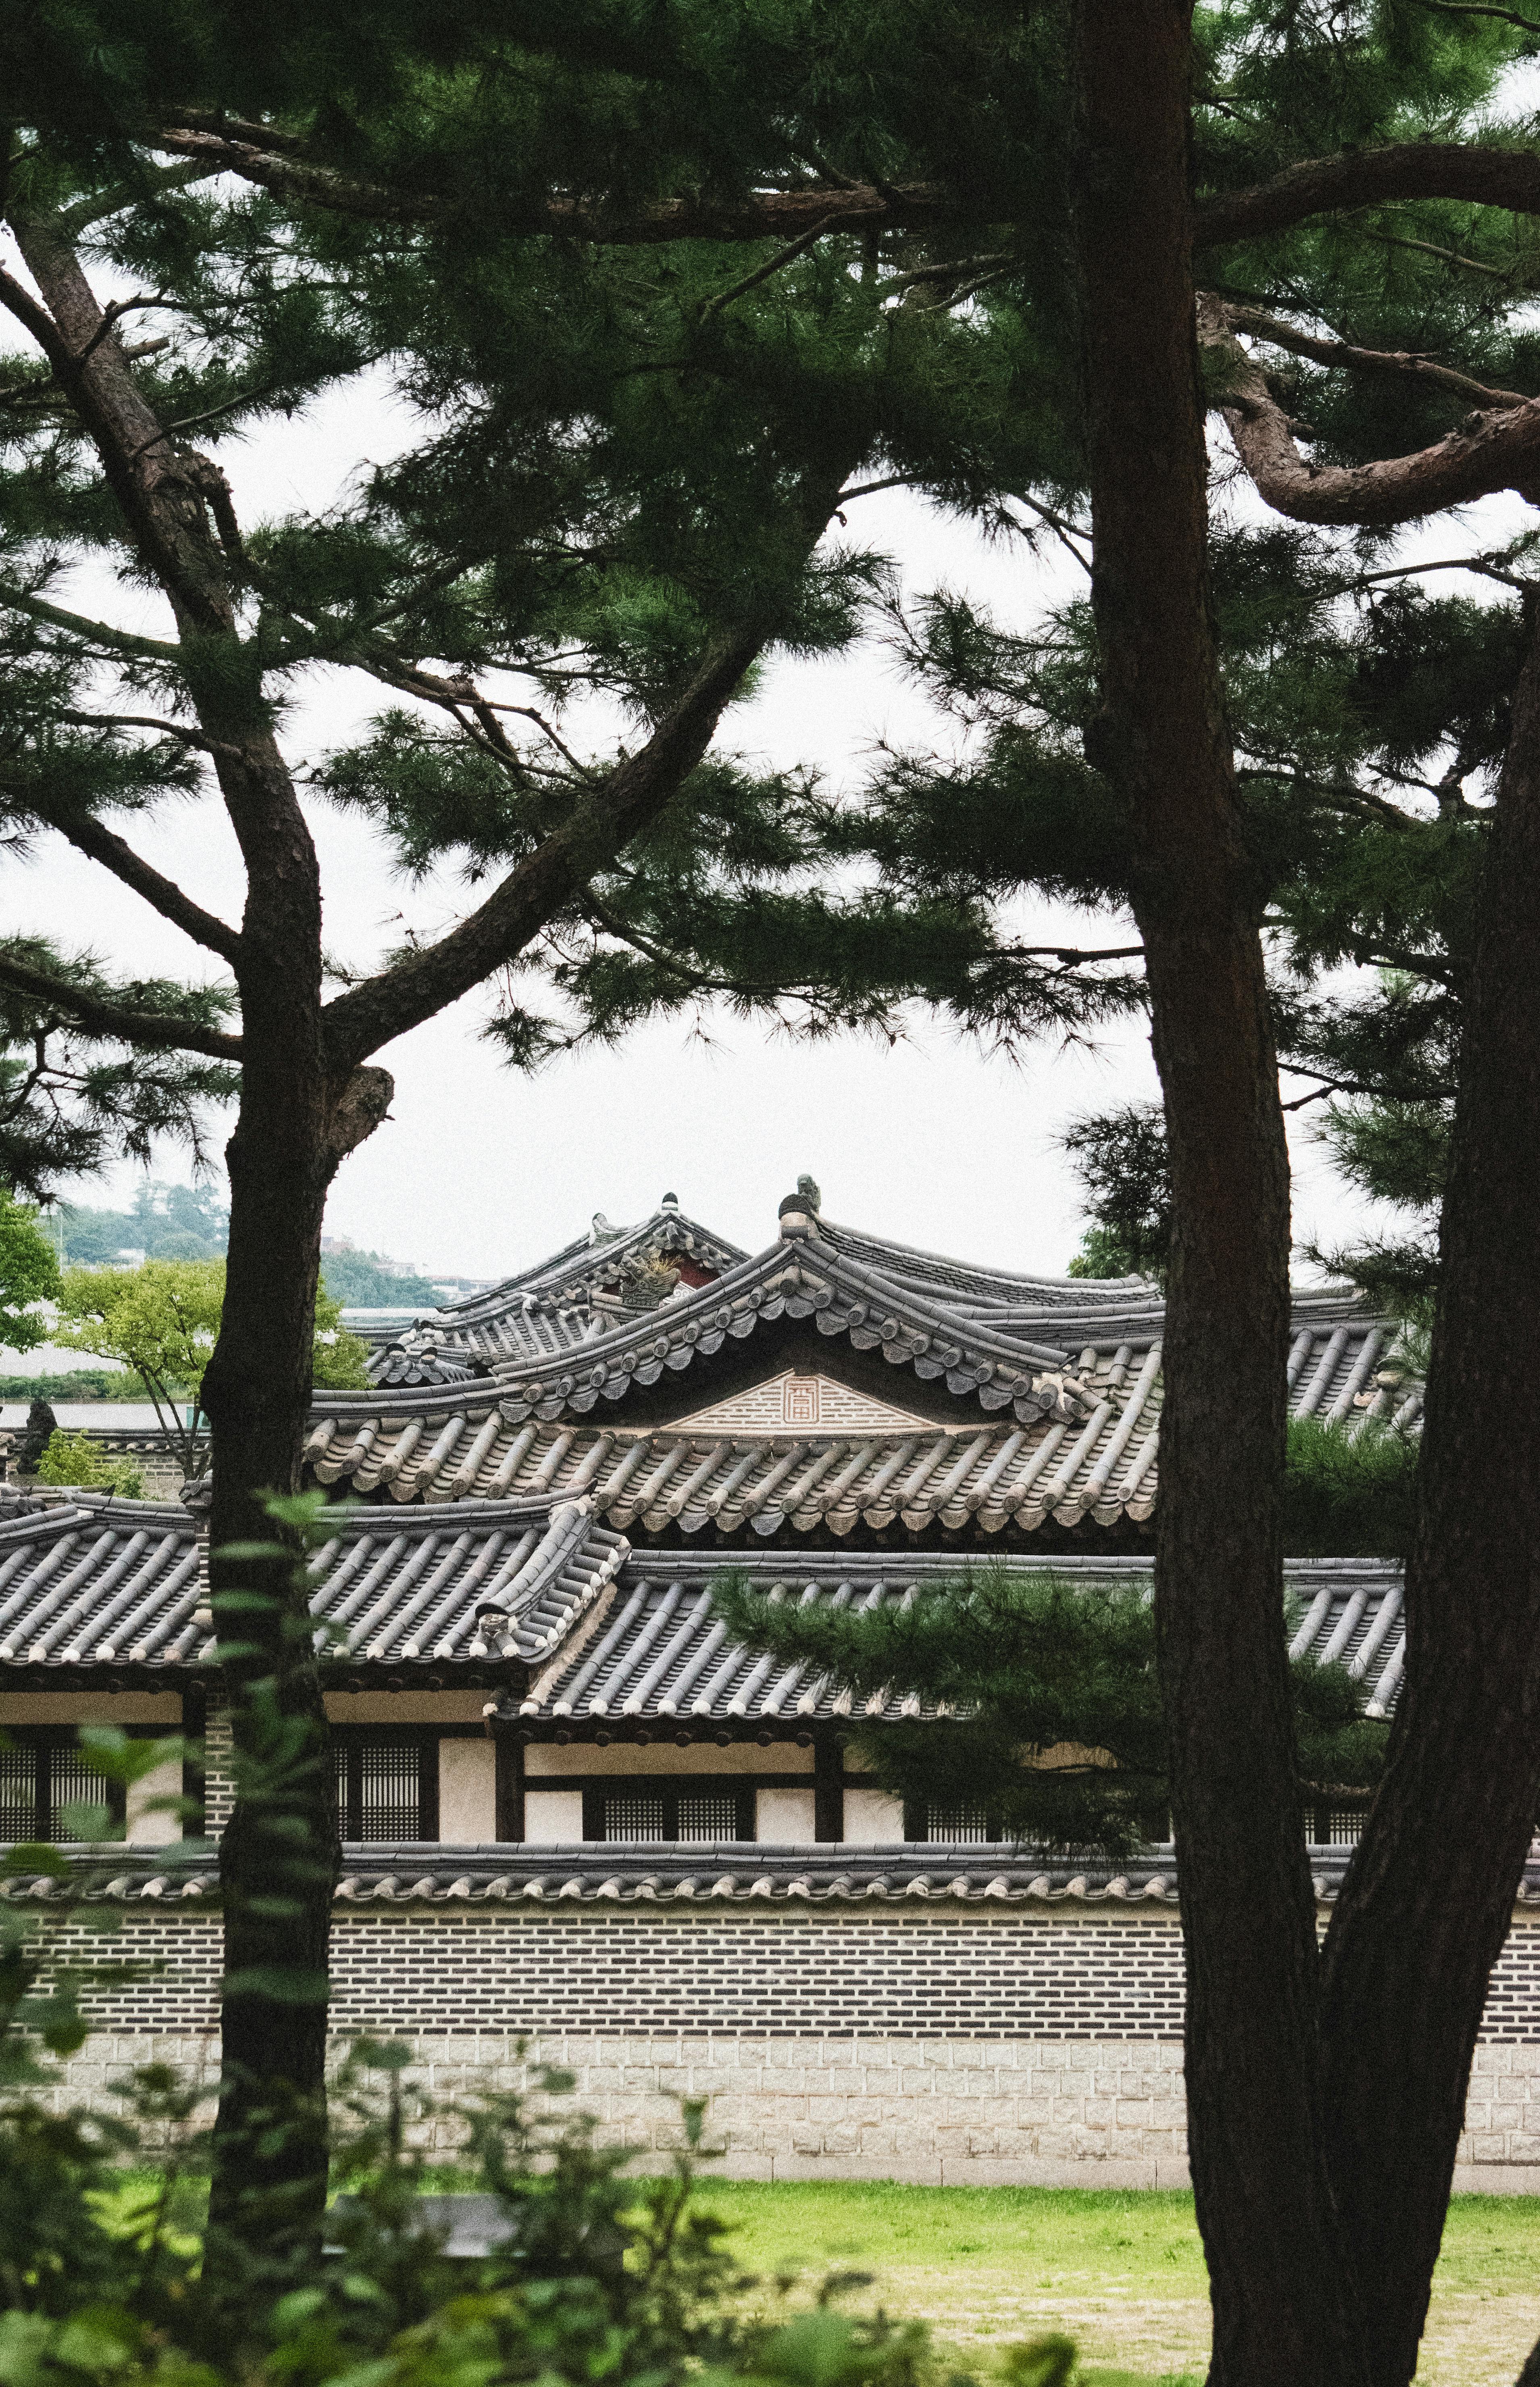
[588,1210,620,1245]
[777,1173,823,1241]
[660,1191,680,1210]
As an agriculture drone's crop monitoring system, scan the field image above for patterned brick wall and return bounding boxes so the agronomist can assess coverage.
[202,1704,235,1832]
[26,1903,1540,2187]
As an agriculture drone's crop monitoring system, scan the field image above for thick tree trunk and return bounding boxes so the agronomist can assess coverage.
[1071,9,1363,2382]
[1317,610,1540,2387]
[198,912,382,2272]
[198,740,393,2273]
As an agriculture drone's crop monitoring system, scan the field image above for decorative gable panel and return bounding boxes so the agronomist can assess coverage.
[669,1370,932,1435]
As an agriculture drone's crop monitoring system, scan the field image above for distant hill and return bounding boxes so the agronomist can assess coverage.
[56,1185,454,1310]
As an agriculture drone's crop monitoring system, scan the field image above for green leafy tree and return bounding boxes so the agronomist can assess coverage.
[53,1261,367,1479]
[319,1248,441,1309]
[0,1194,59,1354]
[1061,1105,1171,1283]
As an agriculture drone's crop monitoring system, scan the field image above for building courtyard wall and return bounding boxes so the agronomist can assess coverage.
[38,1903,1540,2192]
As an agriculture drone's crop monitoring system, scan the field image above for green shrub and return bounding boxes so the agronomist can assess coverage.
[33,1429,144,1500]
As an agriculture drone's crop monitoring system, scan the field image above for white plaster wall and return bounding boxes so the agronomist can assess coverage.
[125,1758,184,1845]
[439,1741,497,1842]
[843,1789,905,1843]
[756,1788,817,1843]
[523,1789,584,1842]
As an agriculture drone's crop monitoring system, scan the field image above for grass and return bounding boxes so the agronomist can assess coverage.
[97,2175,1540,2385]
[676,2182,1540,2387]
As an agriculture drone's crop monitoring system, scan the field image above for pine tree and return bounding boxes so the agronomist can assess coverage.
[0,0,1088,2278]
[713,1563,1388,1857]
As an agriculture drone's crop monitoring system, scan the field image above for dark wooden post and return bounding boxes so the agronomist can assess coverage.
[814,1732,843,1843]
[495,1731,524,1842]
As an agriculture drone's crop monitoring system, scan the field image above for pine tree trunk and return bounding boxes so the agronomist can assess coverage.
[200,955,333,2271]
[1317,608,1540,2387]
[191,736,390,2283]
[1071,8,1363,2380]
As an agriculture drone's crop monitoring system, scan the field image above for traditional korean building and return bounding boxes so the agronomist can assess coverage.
[1,1186,1536,2189]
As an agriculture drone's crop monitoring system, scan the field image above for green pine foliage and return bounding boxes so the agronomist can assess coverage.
[1059,1106,1170,1283]
[712,1562,1387,1862]
[1282,1417,1418,1560]
[0,948,237,1204]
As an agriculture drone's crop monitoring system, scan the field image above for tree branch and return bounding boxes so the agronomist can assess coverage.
[1195,143,1540,250]
[0,956,241,1059]
[0,578,181,664]
[149,125,950,244]
[35,809,243,964]
[1422,0,1540,33]
[1347,554,1536,593]
[320,625,771,1066]
[699,215,840,317]
[1199,294,1540,524]
[1215,298,1530,410]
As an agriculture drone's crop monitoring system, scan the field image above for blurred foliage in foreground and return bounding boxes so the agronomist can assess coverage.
[0,1775,1086,2386]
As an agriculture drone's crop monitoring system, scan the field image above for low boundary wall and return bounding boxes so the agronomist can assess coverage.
[37,1901,1540,2192]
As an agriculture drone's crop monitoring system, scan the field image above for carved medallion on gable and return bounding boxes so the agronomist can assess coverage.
[670,1369,932,1435]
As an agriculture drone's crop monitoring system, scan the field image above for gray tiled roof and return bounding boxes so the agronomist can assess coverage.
[307,1280,1405,1531]
[16,1843,1540,1909]
[0,1498,1405,1714]
[0,1491,628,1671]
[511,1552,1410,1724]
[360,1201,748,1384]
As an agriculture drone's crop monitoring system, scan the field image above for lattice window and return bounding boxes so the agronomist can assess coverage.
[926,1805,993,1844]
[335,1738,432,1842]
[0,1745,37,1842]
[602,1793,666,1842]
[48,1746,115,1840]
[588,1783,755,1842]
[0,1740,117,1843]
[1307,1801,1368,1846]
[678,1794,739,1842]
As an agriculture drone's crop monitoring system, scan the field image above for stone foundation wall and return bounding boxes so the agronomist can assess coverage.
[32,1906,1540,2191]
[46,2027,1540,2191]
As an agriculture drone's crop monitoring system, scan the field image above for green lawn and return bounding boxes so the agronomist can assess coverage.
[98,2173,1540,2386]
[679,2181,1540,2387]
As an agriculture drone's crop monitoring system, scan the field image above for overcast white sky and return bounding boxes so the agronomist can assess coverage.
[10,327,1490,1288]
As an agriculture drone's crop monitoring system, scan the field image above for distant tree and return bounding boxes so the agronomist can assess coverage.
[53,1260,368,1479]
[59,1181,229,1266]
[318,1249,441,1309]
[0,1194,60,1354]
